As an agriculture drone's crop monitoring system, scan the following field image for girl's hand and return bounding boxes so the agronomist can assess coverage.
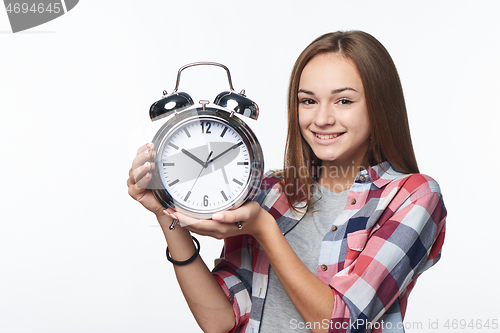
[127,143,164,217]
[165,201,272,239]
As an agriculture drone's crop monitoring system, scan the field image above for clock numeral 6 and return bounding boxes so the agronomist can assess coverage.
[201,122,212,134]
[203,195,209,207]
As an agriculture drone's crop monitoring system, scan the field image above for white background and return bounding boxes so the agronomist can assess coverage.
[1,1,499,332]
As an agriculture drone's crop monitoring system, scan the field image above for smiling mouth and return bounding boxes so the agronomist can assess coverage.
[315,133,343,140]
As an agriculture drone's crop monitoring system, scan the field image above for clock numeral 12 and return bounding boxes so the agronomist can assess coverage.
[201,122,211,134]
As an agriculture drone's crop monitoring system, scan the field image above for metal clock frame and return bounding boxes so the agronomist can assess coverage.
[148,62,264,220]
[150,106,264,219]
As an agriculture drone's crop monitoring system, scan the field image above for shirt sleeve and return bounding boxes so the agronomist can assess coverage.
[328,176,447,332]
[210,172,280,332]
[212,235,254,332]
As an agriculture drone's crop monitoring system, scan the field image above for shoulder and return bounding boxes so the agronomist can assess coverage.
[369,162,443,199]
[392,173,443,201]
[367,163,445,215]
[384,173,446,222]
[252,170,299,217]
[260,170,284,190]
[253,170,285,205]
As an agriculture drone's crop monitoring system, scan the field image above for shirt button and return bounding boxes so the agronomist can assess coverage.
[350,198,357,205]
[359,175,366,182]
[321,264,328,271]
[331,226,338,232]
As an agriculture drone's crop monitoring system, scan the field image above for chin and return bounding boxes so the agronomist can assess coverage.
[317,155,337,162]
[313,154,339,164]
[311,148,339,162]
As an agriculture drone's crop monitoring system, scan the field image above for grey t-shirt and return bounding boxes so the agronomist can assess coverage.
[260,184,348,332]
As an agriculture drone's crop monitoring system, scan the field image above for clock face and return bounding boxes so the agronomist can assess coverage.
[157,116,253,216]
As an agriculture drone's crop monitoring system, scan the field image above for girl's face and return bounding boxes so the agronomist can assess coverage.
[298,53,371,168]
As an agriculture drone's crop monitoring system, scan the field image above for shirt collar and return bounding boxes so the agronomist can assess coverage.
[361,161,407,189]
[309,161,408,196]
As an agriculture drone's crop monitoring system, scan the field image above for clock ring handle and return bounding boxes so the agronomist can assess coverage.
[172,62,235,93]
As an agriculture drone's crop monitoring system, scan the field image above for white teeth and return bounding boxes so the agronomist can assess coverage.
[316,133,340,139]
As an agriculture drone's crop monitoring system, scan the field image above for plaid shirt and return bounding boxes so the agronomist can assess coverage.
[212,162,446,333]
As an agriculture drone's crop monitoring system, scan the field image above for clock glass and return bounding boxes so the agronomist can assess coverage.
[156,115,254,217]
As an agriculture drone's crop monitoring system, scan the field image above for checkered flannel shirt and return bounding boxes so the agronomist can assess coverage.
[212,162,446,333]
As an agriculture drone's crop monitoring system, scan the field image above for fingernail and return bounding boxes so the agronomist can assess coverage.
[212,213,223,221]
[164,210,176,219]
[147,143,153,148]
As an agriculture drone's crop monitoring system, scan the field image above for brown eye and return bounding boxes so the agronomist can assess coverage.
[299,98,316,105]
[337,98,353,105]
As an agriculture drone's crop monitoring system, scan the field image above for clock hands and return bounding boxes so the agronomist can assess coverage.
[207,141,243,165]
[220,166,229,184]
[168,150,213,231]
[186,150,213,201]
[181,141,243,168]
[181,148,207,167]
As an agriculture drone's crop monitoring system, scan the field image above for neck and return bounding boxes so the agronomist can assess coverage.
[317,159,366,193]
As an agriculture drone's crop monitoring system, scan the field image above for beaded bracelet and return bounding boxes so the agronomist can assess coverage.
[166,236,200,266]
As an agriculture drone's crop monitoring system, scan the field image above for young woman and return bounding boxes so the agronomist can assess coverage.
[127,30,446,333]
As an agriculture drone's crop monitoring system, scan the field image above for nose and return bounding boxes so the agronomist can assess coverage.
[314,103,335,127]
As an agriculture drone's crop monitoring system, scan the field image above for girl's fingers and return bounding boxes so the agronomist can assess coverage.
[168,211,206,228]
[211,201,260,223]
[132,144,154,172]
[137,142,153,155]
[162,210,238,239]
[132,159,151,185]
[184,220,238,239]
[159,203,262,239]
[163,208,177,218]
[134,167,153,189]
[128,143,156,189]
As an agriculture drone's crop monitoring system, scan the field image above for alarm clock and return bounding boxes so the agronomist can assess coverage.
[149,62,264,226]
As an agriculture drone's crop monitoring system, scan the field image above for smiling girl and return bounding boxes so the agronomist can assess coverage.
[128,30,446,333]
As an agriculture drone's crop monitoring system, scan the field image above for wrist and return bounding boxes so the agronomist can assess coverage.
[153,207,167,219]
[157,213,190,238]
[251,208,280,243]
[157,214,198,261]
[166,236,200,265]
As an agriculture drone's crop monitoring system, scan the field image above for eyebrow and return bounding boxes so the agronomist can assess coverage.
[298,87,357,95]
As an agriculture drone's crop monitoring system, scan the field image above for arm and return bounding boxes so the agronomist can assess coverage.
[178,202,334,333]
[158,217,235,333]
[329,184,447,330]
[127,143,235,333]
[253,209,335,332]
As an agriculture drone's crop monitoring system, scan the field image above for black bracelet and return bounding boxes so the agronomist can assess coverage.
[166,236,200,266]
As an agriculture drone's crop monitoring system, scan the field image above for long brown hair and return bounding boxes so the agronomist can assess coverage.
[277,30,419,209]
